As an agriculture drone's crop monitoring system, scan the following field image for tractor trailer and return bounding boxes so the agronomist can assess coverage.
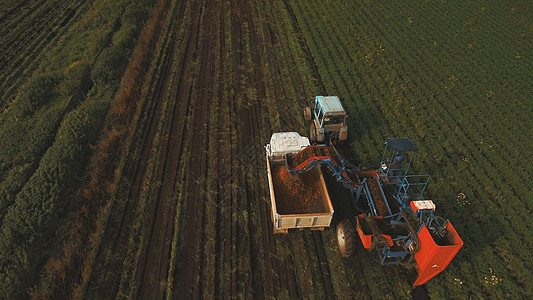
[265,132,334,233]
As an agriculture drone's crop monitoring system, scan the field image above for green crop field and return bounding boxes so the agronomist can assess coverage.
[0,0,531,299]
[289,0,532,298]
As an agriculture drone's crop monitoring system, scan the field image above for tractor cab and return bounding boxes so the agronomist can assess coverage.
[380,138,418,179]
[304,96,348,144]
[379,138,430,203]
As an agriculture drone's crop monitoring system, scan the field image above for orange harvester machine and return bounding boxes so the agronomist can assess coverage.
[355,200,463,285]
[286,137,463,285]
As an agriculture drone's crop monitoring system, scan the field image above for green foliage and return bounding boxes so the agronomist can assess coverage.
[121,3,152,25]
[7,73,62,119]
[0,109,63,222]
[0,0,156,296]
[60,59,92,98]
[91,47,125,91]
[0,100,107,299]
[290,0,533,298]
[112,24,139,52]
[91,0,156,95]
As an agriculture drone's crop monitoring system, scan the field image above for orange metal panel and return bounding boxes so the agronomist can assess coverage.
[413,222,463,285]
[356,215,372,249]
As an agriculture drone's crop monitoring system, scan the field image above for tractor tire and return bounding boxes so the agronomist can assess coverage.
[330,131,343,145]
[337,219,356,257]
[304,107,312,122]
[309,123,317,143]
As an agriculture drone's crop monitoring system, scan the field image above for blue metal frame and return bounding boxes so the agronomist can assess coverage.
[394,174,431,205]
[312,96,325,128]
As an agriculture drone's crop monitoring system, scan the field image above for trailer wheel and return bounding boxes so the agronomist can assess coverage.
[304,107,312,122]
[337,219,356,257]
[310,123,317,143]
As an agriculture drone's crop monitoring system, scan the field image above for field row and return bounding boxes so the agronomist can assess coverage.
[291,0,532,298]
[0,0,89,109]
[0,0,157,298]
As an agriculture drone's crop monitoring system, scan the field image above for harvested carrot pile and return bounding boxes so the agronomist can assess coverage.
[271,163,324,214]
[367,178,388,216]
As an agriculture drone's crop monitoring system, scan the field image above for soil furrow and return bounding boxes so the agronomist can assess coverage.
[132,2,202,296]
[90,0,354,298]
[134,0,209,298]
[170,0,216,298]
[0,0,30,24]
[312,231,335,299]
[212,0,228,298]
[88,1,181,297]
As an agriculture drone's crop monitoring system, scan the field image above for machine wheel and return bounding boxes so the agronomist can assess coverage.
[336,219,356,257]
[304,107,312,122]
[428,215,447,238]
[330,131,344,145]
[309,123,317,143]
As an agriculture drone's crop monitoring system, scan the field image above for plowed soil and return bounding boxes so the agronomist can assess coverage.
[80,0,418,299]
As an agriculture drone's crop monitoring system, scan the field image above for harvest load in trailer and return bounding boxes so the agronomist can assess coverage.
[265,132,334,234]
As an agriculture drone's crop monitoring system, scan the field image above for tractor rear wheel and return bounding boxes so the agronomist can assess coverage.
[309,123,317,143]
[337,219,356,257]
[304,107,312,122]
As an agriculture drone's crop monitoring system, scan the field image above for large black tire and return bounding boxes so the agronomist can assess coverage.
[309,123,317,143]
[337,219,356,257]
[330,131,344,145]
[304,106,312,122]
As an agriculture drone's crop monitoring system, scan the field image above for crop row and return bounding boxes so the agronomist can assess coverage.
[336,3,533,297]
[0,0,157,298]
[291,0,532,298]
[0,1,90,110]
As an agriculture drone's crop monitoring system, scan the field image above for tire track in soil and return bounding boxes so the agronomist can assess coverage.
[245,8,297,295]
[234,0,280,297]
[210,0,240,298]
[237,0,311,297]
[281,1,376,298]
[169,0,218,298]
[234,0,261,297]
[212,0,240,298]
[246,10,297,296]
[211,1,226,298]
[311,231,335,299]
[242,0,321,298]
[261,1,337,297]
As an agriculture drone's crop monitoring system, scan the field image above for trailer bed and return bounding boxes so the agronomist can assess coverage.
[267,159,334,233]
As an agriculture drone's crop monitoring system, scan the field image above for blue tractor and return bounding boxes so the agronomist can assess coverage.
[304,96,348,144]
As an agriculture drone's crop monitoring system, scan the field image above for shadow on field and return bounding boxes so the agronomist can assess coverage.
[412,285,430,300]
